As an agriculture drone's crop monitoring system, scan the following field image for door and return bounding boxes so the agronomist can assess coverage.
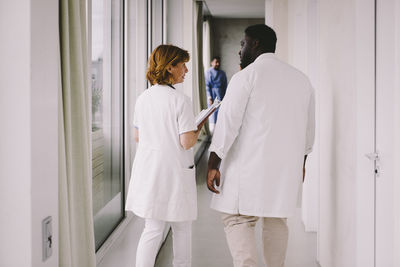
[375,0,400,266]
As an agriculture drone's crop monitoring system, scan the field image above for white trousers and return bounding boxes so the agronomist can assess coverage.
[135,218,192,267]
[222,213,289,267]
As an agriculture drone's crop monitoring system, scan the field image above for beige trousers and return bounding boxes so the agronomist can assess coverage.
[221,213,288,267]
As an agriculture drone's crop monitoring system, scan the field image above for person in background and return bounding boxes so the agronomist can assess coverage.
[207,24,315,267]
[125,44,207,267]
[205,56,228,130]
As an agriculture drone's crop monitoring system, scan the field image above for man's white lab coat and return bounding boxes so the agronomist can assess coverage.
[209,53,315,218]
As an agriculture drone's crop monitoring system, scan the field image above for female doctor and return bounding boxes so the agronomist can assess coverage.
[125,44,206,267]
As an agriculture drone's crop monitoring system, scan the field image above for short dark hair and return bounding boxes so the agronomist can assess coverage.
[244,24,277,52]
[212,56,220,61]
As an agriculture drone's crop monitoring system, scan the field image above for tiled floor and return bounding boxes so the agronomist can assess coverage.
[98,149,318,267]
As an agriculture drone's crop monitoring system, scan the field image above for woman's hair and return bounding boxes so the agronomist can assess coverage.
[146,45,190,85]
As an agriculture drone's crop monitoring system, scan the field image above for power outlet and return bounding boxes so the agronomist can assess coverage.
[42,216,52,261]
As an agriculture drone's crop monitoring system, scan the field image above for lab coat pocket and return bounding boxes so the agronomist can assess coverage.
[180,167,196,195]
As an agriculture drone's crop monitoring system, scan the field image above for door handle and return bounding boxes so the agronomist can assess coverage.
[365,151,380,176]
[365,152,379,161]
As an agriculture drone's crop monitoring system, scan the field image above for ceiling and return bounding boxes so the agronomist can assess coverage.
[203,0,265,18]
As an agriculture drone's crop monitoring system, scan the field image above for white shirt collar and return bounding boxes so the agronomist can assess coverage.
[254,52,276,63]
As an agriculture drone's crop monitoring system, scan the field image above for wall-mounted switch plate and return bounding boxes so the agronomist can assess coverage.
[42,216,52,261]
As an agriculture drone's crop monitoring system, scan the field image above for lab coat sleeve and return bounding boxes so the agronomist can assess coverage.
[305,89,315,155]
[133,96,141,129]
[177,96,197,135]
[221,71,227,99]
[209,72,251,159]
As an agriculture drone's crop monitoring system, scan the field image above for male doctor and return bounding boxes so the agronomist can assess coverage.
[205,56,228,126]
[207,24,315,267]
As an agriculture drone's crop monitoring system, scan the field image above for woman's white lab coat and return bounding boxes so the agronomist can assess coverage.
[209,53,315,218]
[125,84,198,222]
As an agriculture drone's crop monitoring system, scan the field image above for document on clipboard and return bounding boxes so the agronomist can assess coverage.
[195,99,222,127]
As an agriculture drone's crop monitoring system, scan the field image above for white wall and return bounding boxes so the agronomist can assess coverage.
[286,0,320,233]
[166,0,195,99]
[394,2,400,265]
[375,0,400,265]
[303,0,320,233]
[0,0,59,266]
[317,2,359,265]
[265,0,288,63]
[354,0,375,266]
[265,0,320,234]
[266,0,378,266]
[314,1,378,266]
[31,0,59,265]
[0,0,32,265]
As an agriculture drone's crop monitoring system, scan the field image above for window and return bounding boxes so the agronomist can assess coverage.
[90,0,125,251]
[148,0,165,58]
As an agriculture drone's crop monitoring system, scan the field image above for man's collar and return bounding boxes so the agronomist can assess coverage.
[254,52,275,63]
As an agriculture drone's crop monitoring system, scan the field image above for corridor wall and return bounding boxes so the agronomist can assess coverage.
[375,0,400,265]
[166,0,206,127]
[265,0,288,63]
[314,1,361,265]
[265,0,378,266]
[0,0,59,266]
[265,0,320,233]
[394,3,400,264]
[166,0,196,100]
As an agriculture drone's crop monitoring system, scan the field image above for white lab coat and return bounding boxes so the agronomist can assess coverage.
[209,53,315,218]
[125,84,198,222]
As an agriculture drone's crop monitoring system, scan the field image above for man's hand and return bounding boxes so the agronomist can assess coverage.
[207,152,222,193]
[207,168,221,194]
[208,98,213,106]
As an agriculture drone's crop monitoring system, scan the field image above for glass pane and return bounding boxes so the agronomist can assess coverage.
[91,0,124,251]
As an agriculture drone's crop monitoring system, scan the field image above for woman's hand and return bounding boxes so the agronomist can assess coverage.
[179,111,214,150]
[133,128,139,143]
[196,119,207,132]
[179,131,197,150]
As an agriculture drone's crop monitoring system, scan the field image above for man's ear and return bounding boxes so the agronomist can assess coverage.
[253,39,260,49]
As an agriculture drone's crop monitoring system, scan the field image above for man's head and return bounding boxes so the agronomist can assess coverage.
[239,24,277,69]
[211,56,221,70]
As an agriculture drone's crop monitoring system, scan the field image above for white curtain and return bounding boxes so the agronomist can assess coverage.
[203,18,211,73]
[193,1,209,135]
[191,2,201,115]
[58,0,96,266]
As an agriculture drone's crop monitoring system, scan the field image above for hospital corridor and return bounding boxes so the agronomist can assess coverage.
[98,150,318,267]
[1,0,400,267]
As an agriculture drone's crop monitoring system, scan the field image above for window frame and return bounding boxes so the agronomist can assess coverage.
[87,0,126,252]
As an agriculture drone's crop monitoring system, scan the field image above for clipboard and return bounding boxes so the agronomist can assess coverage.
[195,99,222,127]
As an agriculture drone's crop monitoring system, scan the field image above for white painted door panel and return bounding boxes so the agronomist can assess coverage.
[375,0,399,266]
